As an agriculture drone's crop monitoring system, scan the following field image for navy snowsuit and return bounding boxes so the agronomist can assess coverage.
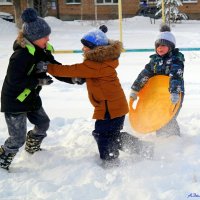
[131,48,185,136]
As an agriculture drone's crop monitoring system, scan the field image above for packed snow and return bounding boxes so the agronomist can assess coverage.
[0,16,200,200]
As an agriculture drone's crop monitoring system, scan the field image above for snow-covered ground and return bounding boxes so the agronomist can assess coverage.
[0,16,200,200]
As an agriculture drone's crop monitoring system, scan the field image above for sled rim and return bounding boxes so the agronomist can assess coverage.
[128,75,182,134]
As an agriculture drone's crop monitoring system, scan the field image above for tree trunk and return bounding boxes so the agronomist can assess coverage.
[56,0,60,19]
[27,0,34,8]
[13,0,22,29]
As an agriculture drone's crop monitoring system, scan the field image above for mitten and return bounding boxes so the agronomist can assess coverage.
[38,76,53,86]
[170,93,179,104]
[130,89,138,100]
[72,78,86,85]
[36,61,49,73]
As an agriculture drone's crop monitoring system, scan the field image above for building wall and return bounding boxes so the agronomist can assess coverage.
[0,5,14,15]
[0,0,199,20]
[48,0,140,20]
[0,1,29,21]
[180,2,200,19]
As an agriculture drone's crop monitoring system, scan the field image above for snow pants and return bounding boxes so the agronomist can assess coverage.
[93,115,140,160]
[2,107,50,154]
[156,94,184,136]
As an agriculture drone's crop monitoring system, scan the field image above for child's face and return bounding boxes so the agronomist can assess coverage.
[33,35,50,49]
[82,45,91,53]
[156,45,169,56]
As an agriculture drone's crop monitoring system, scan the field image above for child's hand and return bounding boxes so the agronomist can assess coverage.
[36,61,49,73]
[170,93,179,104]
[72,78,85,85]
[130,89,138,100]
[38,76,53,86]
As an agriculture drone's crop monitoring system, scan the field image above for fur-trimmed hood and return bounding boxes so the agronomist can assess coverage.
[84,40,123,62]
[13,31,34,50]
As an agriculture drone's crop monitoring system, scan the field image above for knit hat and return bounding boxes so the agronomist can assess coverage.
[21,8,51,42]
[81,25,109,49]
[155,24,176,50]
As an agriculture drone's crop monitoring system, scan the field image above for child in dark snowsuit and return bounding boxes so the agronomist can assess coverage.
[130,24,185,137]
[0,8,74,170]
[36,25,153,167]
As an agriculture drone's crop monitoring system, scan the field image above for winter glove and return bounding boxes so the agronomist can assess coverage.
[130,89,138,100]
[36,61,49,73]
[72,77,86,85]
[170,93,179,104]
[38,76,53,86]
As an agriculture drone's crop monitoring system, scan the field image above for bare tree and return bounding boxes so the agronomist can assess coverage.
[157,0,188,25]
[55,0,60,19]
[13,0,22,29]
[13,0,50,29]
[33,0,48,17]
[27,0,34,8]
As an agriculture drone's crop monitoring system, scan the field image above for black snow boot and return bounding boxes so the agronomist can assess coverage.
[0,146,16,170]
[100,158,120,169]
[25,131,42,154]
[117,132,154,159]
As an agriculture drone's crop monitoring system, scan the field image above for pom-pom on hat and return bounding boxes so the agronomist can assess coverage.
[21,8,51,42]
[81,25,109,49]
[155,24,176,50]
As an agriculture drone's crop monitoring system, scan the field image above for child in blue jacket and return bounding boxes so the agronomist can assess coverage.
[130,24,185,136]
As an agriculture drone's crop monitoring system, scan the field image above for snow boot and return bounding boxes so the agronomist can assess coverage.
[100,158,120,169]
[137,141,154,159]
[117,132,154,159]
[156,118,181,137]
[0,146,16,170]
[117,132,140,153]
[25,131,42,154]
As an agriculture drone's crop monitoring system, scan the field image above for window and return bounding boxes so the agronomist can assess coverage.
[0,0,12,4]
[182,0,198,3]
[96,0,118,4]
[0,0,12,2]
[65,0,81,4]
[49,0,56,10]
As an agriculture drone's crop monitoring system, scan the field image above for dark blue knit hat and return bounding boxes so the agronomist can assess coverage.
[81,25,108,49]
[21,8,51,42]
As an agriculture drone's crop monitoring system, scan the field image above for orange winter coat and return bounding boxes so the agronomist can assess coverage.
[47,40,128,119]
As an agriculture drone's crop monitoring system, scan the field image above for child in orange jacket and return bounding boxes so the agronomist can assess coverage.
[36,25,153,167]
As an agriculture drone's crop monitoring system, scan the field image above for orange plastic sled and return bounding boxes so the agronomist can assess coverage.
[129,75,181,134]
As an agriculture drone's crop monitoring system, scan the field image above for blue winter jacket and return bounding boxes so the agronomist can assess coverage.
[131,48,185,94]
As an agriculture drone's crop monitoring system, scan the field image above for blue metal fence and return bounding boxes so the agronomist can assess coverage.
[54,48,200,54]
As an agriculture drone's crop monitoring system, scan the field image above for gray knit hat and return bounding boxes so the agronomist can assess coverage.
[21,8,51,42]
[155,24,176,50]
